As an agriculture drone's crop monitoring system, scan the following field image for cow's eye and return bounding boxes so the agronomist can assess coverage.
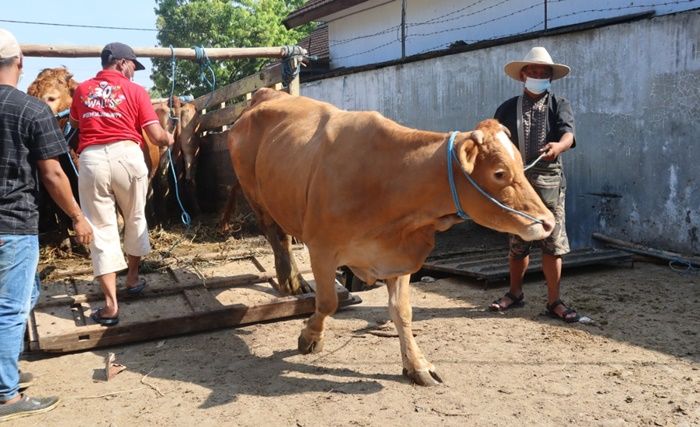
[47,97,57,102]
[494,170,506,180]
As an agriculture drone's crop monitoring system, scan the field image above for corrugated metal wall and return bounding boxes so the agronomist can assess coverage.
[300,11,700,254]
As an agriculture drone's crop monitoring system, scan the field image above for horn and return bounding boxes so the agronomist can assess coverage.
[499,124,511,138]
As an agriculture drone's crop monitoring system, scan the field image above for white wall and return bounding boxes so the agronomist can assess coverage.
[324,0,700,68]
[301,10,700,254]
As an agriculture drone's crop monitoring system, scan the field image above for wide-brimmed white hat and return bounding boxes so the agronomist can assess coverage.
[0,28,21,59]
[504,46,570,81]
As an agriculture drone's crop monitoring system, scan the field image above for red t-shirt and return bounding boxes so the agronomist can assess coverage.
[70,70,159,153]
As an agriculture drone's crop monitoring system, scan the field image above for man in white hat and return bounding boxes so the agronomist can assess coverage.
[0,29,93,421]
[489,46,580,323]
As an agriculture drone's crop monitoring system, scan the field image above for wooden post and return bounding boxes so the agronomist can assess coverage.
[20,45,307,60]
[287,58,301,96]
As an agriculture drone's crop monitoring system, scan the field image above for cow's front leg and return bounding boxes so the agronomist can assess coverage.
[386,275,443,386]
[298,253,338,354]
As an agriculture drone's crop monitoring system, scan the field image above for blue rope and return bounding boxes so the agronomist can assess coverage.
[446,131,543,224]
[55,110,79,177]
[668,258,699,274]
[168,45,178,121]
[62,123,80,178]
[193,46,216,90]
[165,45,191,227]
[167,149,191,227]
[281,45,302,88]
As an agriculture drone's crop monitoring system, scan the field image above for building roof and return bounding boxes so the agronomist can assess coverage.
[298,24,329,61]
[283,0,371,29]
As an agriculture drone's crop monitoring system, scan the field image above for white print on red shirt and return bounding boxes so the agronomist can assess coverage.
[82,81,126,110]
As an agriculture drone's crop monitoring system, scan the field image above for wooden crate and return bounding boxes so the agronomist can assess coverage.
[28,255,360,353]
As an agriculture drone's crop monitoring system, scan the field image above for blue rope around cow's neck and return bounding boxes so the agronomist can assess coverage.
[447,131,543,225]
[447,132,469,220]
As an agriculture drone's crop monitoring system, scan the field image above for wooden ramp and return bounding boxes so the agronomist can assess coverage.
[28,254,360,353]
[422,248,633,284]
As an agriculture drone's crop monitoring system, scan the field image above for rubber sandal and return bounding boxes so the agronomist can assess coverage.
[126,277,146,296]
[91,308,119,326]
[489,291,525,311]
[545,299,580,323]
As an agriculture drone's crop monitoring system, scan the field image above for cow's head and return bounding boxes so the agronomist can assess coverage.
[452,118,555,241]
[27,67,78,115]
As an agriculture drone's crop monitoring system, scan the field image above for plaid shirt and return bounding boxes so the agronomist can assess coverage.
[521,93,549,164]
[0,85,67,234]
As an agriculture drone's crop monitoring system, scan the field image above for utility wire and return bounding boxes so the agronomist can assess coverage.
[0,18,162,32]
[332,0,696,61]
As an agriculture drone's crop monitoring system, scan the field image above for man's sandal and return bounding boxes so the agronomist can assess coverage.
[489,291,525,311]
[545,299,580,323]
[91,308,119,326]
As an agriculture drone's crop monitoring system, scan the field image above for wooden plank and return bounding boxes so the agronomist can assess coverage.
[197,102,247,130]
[33,282,359,352]
[592,233,700,267]
[35,270,310,308]
[184,288,223,313]
[21,45,297,60]
[193,63,284,111]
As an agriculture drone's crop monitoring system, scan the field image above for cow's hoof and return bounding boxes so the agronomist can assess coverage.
[402,368,443,386]
[298,333,324,354]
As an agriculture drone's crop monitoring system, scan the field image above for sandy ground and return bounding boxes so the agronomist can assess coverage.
[12,226,700,427]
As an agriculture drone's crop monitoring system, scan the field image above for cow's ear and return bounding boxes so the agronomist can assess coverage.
[455,131,481,175]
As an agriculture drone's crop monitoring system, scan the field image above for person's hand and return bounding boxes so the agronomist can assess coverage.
[72,214,93,246]
[165,131,175,147]
[539,142,564,161]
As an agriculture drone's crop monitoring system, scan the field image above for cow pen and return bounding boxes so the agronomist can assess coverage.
[21,43,360,352]
[21,42,636,352]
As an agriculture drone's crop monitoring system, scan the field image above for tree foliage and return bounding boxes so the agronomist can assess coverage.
[152,0,311,98]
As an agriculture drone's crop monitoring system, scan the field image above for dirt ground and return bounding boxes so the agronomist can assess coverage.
[13,223,700,427]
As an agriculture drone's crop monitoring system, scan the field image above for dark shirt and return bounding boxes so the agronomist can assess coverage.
[0,84,67,234]
[494,92,576,174]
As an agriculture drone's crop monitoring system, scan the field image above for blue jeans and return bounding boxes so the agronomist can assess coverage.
[0,235,40,402]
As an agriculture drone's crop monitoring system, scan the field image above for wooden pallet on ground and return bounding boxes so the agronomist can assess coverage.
[422,248,633,284]
[28,255,360,353]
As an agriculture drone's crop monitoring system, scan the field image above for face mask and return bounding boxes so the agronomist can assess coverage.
[524,77,551,94]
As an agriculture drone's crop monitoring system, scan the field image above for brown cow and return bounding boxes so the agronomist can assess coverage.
[27,67,77,116]
[228,88,554,386]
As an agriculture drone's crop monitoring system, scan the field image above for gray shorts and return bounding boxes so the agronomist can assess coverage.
[509,172,570,258]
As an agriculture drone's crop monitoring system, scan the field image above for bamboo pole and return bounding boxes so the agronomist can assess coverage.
[20,45,307,60]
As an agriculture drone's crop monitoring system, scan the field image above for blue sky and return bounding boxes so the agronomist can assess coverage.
[3,1,160,92]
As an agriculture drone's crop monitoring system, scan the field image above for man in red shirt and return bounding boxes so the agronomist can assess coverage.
[70,42,173,326]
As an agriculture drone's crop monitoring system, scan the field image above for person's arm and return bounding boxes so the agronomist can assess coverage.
[36,158,93,245]
[540,96,576,161]
[137,85,174,147]
[143,122,174,147]
[540,132,574,161]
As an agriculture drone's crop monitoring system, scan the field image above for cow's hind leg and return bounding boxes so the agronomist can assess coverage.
[246,201,309,295]
[298,251,338,354]
[386,274,443,386]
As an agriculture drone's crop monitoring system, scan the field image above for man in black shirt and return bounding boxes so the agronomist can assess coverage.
[0,28,92,422]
